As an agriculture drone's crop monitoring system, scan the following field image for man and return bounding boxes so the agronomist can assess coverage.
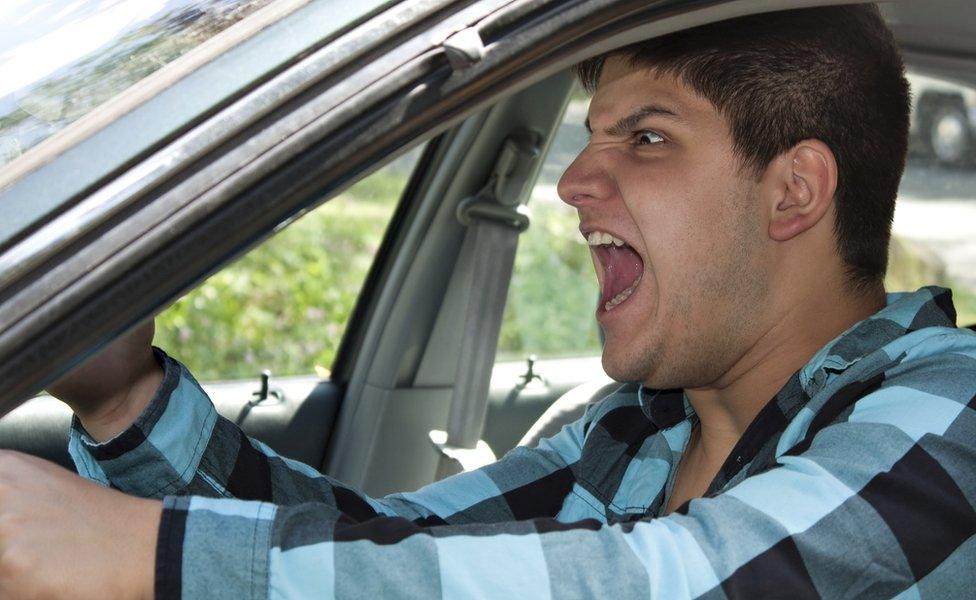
[1,3,973,598]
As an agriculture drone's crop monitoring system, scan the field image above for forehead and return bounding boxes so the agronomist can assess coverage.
[587,56,720,129]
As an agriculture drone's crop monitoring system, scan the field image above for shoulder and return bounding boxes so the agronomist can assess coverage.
[784,326,976,458]
[880,326,976,400]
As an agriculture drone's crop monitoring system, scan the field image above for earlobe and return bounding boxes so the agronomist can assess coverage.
[768,141,837,242]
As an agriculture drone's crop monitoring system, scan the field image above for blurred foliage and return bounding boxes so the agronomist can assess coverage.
[154,168,402,381]
[951,286,976,327]
[497,201,602,361]
[886,237,976,325]
[154,165,603,380]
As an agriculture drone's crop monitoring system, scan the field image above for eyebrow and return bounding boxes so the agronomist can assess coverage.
[584,103,682,137]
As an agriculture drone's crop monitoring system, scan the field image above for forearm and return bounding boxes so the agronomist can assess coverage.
[49,320,162,442]
[68,350,358,503]
[155,497,653,600]
[68,349,218,496]
[68,350,585,525]
[151,384,976,600]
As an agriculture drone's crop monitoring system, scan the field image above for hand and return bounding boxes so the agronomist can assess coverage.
[0,451,160,599]
[46,320,163,442]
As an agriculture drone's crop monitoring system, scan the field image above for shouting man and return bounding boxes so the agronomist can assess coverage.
[2,4,974,598]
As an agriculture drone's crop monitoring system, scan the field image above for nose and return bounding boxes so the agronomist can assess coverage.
[557,145,614,208]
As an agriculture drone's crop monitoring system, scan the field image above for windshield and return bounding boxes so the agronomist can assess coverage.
[0,0,279,168]
[0,0,390,249]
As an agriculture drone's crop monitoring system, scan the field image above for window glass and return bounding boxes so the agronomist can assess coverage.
[0,0,279,168]
[154,146,422,381]
[889,71,976,326]
[497,90,603,361]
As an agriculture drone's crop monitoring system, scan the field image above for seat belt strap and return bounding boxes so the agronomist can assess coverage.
[429,131,540,480]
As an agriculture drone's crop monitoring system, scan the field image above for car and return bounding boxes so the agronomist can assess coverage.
[0,0,974,506]
[909,72,976,166]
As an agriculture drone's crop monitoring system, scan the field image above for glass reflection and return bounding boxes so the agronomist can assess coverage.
[0,0,276,167]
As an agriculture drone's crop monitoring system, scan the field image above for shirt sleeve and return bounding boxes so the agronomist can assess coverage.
[68,348,586,520]
[153,335,976,599]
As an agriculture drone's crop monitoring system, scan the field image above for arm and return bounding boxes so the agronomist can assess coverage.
[20,323,582,599]
[68,349,587,523]
[155,339,976,599]
[9,384,956,600]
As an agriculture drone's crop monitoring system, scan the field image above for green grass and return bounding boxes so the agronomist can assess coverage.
[948,285,976,327]
[497,201,602,361]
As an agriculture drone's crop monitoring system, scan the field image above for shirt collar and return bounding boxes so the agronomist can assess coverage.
[637,387,692,429]
[798,285,956,394]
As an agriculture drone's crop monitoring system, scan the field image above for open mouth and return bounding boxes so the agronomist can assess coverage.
[586,230,645,312]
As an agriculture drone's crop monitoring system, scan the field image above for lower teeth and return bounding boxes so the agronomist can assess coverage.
[604,275,642,311]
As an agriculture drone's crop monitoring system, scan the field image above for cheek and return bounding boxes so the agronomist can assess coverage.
[629,193,717,266]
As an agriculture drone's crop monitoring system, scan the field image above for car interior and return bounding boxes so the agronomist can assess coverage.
[0,0,974,499]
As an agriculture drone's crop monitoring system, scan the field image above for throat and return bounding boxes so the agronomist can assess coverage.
[664,425,723,514]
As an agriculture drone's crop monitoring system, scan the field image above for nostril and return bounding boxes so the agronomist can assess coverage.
[557,154,613,206]
[556,175,575,204]
[562,192,589,207]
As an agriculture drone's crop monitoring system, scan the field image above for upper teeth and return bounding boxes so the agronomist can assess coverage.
[587,231,626,247]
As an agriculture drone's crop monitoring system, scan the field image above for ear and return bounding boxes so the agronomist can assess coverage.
[766,140,838,242]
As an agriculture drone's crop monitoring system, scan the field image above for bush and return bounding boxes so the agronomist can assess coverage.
[155,177,399,381]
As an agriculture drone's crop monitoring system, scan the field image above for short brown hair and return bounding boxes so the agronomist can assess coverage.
[576,4,910,287]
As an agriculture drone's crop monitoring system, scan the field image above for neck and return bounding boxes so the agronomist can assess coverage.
[685,280,886,459]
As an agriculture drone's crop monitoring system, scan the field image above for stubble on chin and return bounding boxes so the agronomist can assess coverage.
[600,337,659,384]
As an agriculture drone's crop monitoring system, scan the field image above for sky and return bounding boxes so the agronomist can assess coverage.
[0,0,198,99]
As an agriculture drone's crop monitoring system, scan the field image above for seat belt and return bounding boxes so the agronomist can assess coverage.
[428,130,540,480]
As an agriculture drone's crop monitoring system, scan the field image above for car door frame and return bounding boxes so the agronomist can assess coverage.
[0,0,864,495]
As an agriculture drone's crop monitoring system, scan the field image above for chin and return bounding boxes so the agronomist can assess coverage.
[601,343,657,385]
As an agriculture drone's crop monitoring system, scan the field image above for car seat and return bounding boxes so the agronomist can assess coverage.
[517,376,622,448]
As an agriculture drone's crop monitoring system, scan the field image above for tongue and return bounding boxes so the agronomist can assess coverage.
[595,245,644,305]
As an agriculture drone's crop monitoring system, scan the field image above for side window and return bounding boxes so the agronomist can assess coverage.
[496,91,603,362]
[889,72,976,326]
[154,147,423,381]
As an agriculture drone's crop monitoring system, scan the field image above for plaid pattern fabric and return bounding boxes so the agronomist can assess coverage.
[69,286,976,599]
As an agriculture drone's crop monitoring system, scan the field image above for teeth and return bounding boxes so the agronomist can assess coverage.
[586,230,627,247]
[604,275,642,312]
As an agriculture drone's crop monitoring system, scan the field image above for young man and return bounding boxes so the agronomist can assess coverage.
[2,4,974,598]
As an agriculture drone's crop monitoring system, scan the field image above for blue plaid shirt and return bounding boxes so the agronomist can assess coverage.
[69,286,976,599]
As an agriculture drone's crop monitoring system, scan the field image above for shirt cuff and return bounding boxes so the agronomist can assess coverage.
[155,496,276,600]
[68,347,219,496]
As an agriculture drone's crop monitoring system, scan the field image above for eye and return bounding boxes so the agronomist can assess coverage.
[636,131,665,145]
